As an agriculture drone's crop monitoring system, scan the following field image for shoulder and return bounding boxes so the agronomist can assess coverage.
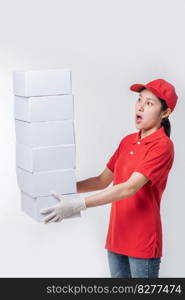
[148,136,174,158]
[155,135,173,150]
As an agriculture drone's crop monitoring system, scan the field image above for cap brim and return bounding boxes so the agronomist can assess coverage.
[130,83,146,92]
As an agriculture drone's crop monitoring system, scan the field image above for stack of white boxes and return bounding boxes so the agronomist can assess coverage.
[13,69,81,221]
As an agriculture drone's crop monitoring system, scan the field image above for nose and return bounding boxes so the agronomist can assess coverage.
[138,102,144,111]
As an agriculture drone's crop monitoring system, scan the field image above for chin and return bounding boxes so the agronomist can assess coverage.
[135,123,143,129]
[135,120,151,130]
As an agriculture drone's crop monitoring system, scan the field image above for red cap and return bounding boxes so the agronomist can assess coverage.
[130,78,178,112]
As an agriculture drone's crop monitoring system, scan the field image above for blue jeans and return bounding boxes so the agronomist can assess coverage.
[107,250,161,278]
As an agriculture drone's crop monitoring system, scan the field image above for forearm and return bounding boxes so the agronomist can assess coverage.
[84,181,134,208]
[77,176,104,193]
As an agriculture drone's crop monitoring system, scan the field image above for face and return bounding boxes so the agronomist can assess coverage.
[135,89,170,131]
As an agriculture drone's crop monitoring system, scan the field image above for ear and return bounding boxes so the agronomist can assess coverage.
[167,108,172,116]
[162,108,171,119]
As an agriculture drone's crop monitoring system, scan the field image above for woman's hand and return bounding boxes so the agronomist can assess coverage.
[40,192,86,224]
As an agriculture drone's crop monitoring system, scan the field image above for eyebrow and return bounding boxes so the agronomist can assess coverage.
[139,94,157,101]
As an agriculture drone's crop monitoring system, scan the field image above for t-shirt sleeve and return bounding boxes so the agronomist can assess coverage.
[106,139,124,172]
[134,142,174,187]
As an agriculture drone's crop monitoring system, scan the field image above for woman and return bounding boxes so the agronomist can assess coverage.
[40,78,178,278]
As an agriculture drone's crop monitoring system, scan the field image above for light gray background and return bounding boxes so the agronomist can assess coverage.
[0,0,184,277]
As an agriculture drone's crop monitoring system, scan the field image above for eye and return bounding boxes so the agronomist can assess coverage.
[147,101,153,106]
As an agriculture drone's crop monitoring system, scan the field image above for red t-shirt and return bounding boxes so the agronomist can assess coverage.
[105,126,174,258]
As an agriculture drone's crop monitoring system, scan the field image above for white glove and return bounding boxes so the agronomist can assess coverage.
[40,192,86,224]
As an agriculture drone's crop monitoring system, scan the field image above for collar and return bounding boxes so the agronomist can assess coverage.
[132,126,166,145]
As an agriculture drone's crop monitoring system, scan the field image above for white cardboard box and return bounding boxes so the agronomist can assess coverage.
[16,143,76,172]
[15,119,75,147]
[13,69,72,96]
[14,94,74,122]
[21,191,81,222]
[16,167,77,197]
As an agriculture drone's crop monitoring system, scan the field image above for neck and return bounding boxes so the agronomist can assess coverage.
[140,125,161,139]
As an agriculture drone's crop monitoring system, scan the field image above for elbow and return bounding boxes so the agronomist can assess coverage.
[101,181,110,190]
[127,185,136,198]
[130,186,138,197]
[98,177,112,190]
[120,182,137,199]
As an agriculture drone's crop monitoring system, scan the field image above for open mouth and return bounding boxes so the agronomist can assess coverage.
[136,114,143,122]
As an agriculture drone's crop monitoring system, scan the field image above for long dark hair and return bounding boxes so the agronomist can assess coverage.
[139,87,171,137]
[158,98,171,137]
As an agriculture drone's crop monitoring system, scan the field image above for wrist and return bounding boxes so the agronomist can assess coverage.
[71,194,87,214]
